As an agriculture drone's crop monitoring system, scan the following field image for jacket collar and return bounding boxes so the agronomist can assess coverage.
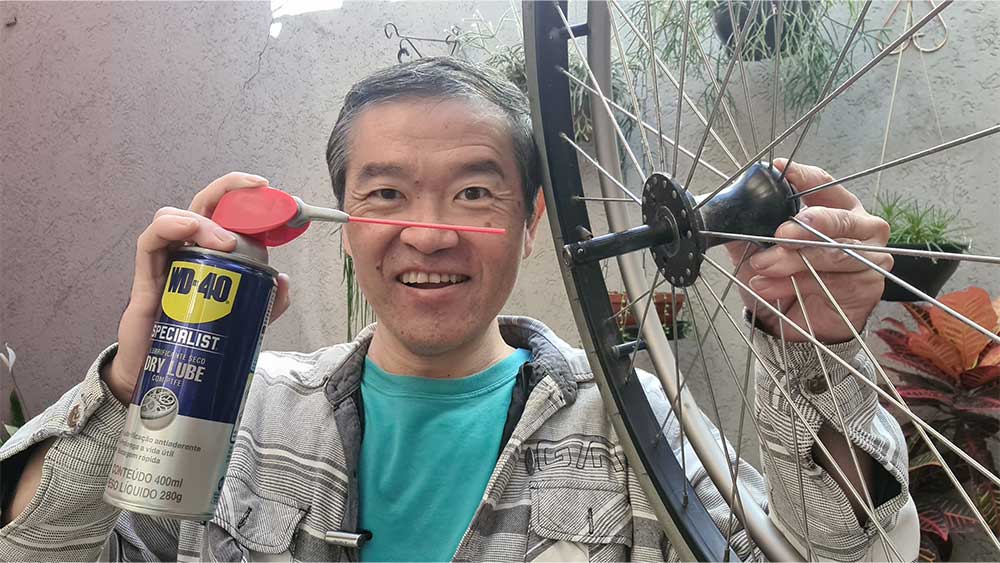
[321,316,591,407]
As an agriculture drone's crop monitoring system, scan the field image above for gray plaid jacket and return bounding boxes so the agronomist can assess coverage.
[0,316,913,561]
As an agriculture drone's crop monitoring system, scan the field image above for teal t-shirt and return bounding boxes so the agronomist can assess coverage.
[358,348,530,562]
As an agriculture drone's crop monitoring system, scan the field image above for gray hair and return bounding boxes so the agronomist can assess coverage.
[325,56,542,222]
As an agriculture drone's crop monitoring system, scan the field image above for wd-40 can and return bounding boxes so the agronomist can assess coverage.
[104,238,277,520]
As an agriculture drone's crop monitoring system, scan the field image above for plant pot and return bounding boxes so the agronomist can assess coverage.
[881,242,969,302]
[608,291,687,339]
[712,0,812,62]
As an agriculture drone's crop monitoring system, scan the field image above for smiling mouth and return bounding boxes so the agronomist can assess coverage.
[398,272,470,290]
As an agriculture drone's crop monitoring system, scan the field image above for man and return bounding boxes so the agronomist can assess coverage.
[1,57,915,561]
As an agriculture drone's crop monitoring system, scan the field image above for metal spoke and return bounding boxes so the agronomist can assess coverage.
[791,123,1000,199]
[643,0,668,171]
[701,253,1000,489]
[561,71,732,181]
[624,271,662,385]
[798,252,1000,555]
[694,0,953,212]
[774,299,814,562]
[727,0,762,156]
[789,274,885,561]
[610,8,655,170]
[555,5,646,182]
[687,289,807,558]
[683,286,752,557]
[683,0,761,191]
[769,1,783,169]
[791,217,1000,345]
[779,0,873,184]
[697,267,908,561]
[670,284,687,506]
[574,195,637,203]
[698,229,1000,266]
[671,0,691,179]
[609,0,743,169]
[690,30,751,162]
[560,132,642,205]
[608,275,670,324]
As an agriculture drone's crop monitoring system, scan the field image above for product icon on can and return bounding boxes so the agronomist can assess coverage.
[139,387,179,430]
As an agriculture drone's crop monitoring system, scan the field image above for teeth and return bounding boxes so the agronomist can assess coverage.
[400,272,467,285]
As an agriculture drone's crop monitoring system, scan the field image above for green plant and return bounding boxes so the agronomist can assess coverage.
[874,193,966,248]
[631,0,889,118]
[457,9,641,146]
[1,344,27,446]
[342,238,375,340]
[875,288,1000,561]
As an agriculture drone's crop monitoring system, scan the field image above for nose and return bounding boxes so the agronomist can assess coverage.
[399,223,460,254]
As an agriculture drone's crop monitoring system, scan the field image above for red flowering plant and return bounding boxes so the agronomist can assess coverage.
[875,287,1000,561]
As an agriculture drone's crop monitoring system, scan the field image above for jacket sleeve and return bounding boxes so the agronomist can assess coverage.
[627,327,914,562]
[0,344,181,562]
[752,329,915,562]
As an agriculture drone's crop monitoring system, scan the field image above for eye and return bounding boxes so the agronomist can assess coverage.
[459,187,491,201]
[370,188,401,200]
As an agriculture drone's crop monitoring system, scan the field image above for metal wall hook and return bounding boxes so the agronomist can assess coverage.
[880,0,949,55]
[384,22,461,63]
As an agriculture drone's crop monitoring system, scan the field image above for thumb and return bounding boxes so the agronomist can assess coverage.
[269,273,291,324]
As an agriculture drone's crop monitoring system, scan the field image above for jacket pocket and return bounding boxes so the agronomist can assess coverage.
[210,474,309,559]
[527,478,632,560]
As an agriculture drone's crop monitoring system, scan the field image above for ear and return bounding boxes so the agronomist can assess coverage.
[522,189,546,259]
[342,227,354,258]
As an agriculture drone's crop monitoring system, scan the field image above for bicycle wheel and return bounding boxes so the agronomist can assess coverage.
[523,1,1000,561]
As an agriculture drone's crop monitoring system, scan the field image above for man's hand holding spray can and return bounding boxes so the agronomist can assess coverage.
[102,175,505,519]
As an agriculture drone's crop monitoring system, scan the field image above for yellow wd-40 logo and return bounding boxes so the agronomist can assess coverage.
[162,261,241,323]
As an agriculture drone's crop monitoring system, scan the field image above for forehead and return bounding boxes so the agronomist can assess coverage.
[346,98,518,178]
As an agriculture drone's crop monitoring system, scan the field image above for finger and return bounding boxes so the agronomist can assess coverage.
[774,207,891,246]
[189,172,270,217]
[774,159,860,211]
[724,241,765,277]
[749,240,894,277]
[269,273,291,323]
[748,269,885,304]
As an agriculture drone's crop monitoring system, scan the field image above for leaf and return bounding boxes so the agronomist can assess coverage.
[0,343,13,371]
[883,352,953,385]
[9,390,25,428]
[981,343,1000,367]
[954,394,1000,416]
[875,326,913,355]
[904,302,935,333]
[941,504,978,533]
[920,509,949,542]
[961,366,1000,389]
[931,287,997,370]
[918,535,941,563]
[3,425,18,439]
[896,385,954,407]
[909,450,944,473]
[975,482,1000,535]
[993,296,1000,330]
[908,326,963,379]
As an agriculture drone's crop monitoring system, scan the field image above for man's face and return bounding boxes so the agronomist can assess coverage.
[342,99,544,356]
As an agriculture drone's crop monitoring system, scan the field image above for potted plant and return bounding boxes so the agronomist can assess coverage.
[609,290,688,340]
[874,287,1000,561]
[873,193,969,302]
[711,0,815,62]
[632,0,888,117]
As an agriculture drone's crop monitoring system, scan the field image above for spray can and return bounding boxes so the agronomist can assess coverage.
[104,237,276,520]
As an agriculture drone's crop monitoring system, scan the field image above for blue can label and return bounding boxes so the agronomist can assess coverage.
[105,250,275,519]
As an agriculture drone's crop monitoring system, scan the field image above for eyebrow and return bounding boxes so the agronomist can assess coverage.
[357,162,408,182]
[355,159,507,183]
[455,159,507,181]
